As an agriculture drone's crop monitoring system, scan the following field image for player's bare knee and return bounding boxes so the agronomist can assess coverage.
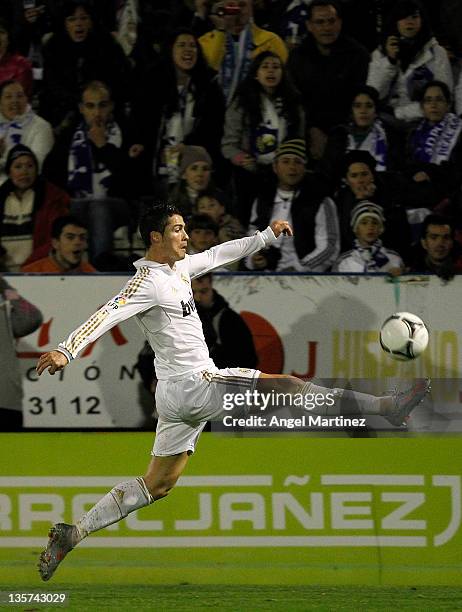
[146,476,179,500]
[148,483,174,501]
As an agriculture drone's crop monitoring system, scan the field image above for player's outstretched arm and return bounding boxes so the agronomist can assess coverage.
[36,350,69,376]
[36,270,157,370]
[188,220,293,278]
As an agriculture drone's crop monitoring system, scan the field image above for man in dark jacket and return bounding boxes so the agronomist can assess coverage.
[44,80,143,262]
[409,214,462,280]
[287,0,369,159]
[192,272,258,369]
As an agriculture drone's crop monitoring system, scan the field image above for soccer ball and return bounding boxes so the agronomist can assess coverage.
[380,312,429,361]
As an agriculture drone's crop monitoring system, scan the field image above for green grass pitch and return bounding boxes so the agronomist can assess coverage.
[2,549,461,611]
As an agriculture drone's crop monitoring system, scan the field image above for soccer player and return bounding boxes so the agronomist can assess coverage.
[36,202,430,580]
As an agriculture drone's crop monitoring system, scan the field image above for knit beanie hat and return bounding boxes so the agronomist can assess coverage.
[5,144,38,175]
[179,146,212,176]
[350,201,385,231]
[274,138,307,162]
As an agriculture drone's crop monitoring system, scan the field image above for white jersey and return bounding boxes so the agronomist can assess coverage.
[57,228,277,380]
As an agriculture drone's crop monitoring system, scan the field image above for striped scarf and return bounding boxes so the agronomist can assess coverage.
[0,109,35,151]
[354,238,390,271]
[411,113,462,165]
[67,121,122,198]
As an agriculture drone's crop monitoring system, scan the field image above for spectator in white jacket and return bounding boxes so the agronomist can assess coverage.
[367,0,452,124]
[333,200,404,274]
[0,79,54,185]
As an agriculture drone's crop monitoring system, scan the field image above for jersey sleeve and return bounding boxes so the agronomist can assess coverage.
[187,227,277,279]
[57,267,156,362]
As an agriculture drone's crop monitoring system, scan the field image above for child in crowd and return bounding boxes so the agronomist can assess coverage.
[186,213,218,255]
[168,145,213,220]
[196,189,244,244]
[333,200,404,274]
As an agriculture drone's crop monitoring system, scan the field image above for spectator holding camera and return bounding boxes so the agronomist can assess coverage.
[367,0,453,124]
[199,0,288,103]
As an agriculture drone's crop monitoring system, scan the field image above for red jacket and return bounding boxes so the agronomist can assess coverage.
[0,53,33,98]
[0,179,70,266]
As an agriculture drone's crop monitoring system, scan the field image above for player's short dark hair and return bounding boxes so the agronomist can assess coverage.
[51,215,87,239]
[421,214,455,239]
[306,0,342,20]
[138,202,181,248]
[188,214,219,235]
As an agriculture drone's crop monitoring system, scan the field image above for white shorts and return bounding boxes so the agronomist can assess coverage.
[152,366,260,457]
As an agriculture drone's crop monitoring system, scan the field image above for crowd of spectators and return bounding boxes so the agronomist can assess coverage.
[0,0,461,280]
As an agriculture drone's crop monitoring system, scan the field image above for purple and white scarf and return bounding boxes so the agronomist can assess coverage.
[411,113,462,165]
[354,239,391,271]
[0,108,35,150]
[68,121,122,198]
